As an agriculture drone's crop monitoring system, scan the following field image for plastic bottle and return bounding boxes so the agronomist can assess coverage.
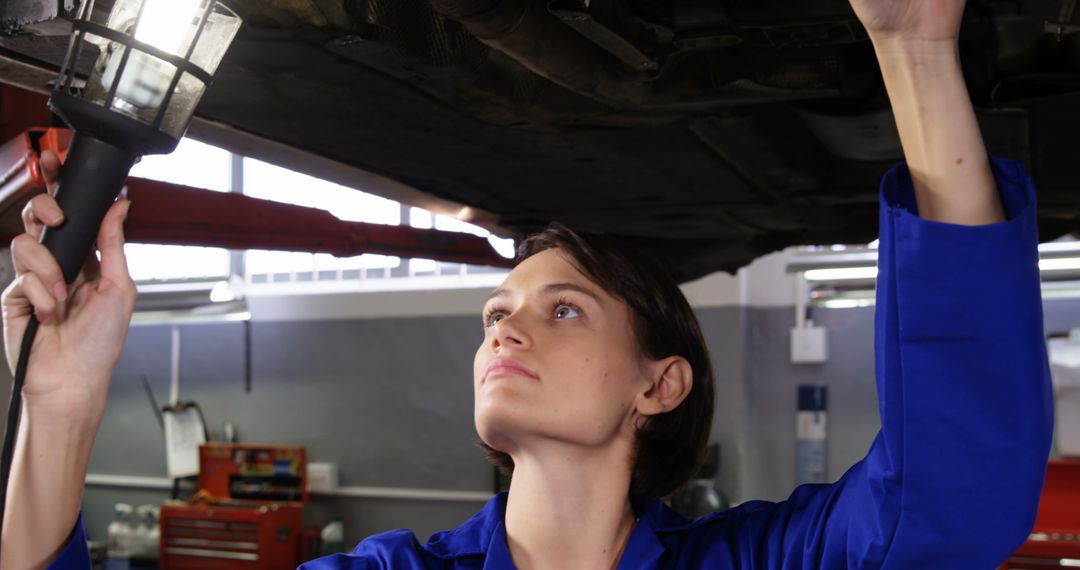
[319,517,345,556]
[146,506,161,561]
[106,503,133,569]
[132,505,153,559]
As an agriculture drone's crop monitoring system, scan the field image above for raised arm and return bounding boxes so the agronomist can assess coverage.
[850,0,1004,225]
[718,2,1052,568]
[0,151,135,569]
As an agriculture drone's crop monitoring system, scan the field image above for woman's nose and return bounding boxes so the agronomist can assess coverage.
[491,313,530,352]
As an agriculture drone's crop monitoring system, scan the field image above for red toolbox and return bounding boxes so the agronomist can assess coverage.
[159,443,307,569]
[1002,461,1080,569]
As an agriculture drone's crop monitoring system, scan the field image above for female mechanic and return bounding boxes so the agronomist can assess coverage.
[1,0,1054,567]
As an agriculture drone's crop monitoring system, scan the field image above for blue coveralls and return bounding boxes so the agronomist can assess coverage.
[50,158,1054,569]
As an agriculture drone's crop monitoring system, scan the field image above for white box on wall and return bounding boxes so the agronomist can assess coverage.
[307,462,339,494]
[791,325,828,364]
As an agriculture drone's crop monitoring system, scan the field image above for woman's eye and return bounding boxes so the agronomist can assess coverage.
[554,304,581,319]
[485,311,507,327]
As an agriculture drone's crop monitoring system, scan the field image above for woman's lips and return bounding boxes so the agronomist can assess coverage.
[484,357,539,381]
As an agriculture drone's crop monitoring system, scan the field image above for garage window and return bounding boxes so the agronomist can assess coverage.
[242,156,404,280]
[126,138,512,290]
[125,138,232,282]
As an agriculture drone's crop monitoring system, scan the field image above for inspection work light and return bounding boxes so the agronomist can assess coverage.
[0,0,242,538]
[46,0,241,279]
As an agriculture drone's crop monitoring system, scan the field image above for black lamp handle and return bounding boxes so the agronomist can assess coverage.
[40,131,138,283]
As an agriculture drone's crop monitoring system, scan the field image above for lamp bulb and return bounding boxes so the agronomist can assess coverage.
[98,0,205,111]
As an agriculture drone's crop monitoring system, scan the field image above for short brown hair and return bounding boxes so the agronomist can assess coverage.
[481,223,715,513]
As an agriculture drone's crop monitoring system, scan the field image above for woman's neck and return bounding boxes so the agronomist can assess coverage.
[503,444,638,570]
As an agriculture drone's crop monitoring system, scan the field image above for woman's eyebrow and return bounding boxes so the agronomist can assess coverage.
[484,288,510,304]
[483,283,603,305]
[540,283,603,306]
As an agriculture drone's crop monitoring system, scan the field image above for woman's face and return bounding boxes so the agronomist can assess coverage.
[473,248,652,457]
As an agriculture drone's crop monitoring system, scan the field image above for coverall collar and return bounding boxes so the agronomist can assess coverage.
[423,492,672,569]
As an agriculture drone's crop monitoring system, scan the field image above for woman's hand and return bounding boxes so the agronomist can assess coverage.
[1,149,136,416]
[849,0,966,44]
[0,149,137,569]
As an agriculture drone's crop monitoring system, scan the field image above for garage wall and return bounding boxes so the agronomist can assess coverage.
[744,306,881,502]
[86,317,492,544]
[743,298,1080,502]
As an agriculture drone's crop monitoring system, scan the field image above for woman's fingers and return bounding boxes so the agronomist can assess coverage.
[10,233,67,302]
[2,269,61,326]
[39,150,61,195]
[15,197,129,313]
[21,193,65,240]
[95,200,134,295]
[13,272,60,324]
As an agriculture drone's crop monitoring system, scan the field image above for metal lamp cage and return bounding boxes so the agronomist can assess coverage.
[55,0,241,144]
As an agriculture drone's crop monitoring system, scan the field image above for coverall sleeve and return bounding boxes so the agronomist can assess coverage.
[735,157,1054,569]
[44,513,92,570]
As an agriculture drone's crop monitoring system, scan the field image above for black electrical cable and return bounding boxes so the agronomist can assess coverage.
[0,315,40,542]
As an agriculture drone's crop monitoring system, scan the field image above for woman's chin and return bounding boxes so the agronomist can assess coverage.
[475,419,517,455]
[477,395,538,443]
[475,383,526,418]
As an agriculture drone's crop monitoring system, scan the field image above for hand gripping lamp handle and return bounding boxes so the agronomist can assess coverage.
[41,133,137,282]
[0,132,136,549]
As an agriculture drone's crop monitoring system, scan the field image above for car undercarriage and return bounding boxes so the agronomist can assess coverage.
[1,0,1078,280]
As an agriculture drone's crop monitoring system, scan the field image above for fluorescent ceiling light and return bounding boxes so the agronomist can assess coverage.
[1039,258,1080,271]
[803,258,1080,284]
[819,299,874,309]
[803,267,878,281]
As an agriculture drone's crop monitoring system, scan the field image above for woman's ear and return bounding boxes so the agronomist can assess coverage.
[636,356,693,418]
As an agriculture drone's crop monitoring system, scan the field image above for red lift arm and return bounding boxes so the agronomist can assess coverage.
[0,128,515,269]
